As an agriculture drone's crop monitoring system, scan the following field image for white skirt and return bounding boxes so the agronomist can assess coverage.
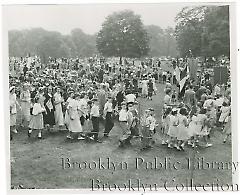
[68,111,82,133]
[29,114,44,129]
[167,126,178,137]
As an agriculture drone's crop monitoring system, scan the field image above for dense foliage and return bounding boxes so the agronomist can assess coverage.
[8,28,97,60]
[96,10,150,60]
[175,6,230,57]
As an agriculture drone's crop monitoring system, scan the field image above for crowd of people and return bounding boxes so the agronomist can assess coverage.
[161,72,231,150]
[9,55,231,151]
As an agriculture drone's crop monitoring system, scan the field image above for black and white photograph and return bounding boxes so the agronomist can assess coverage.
[1,1,239,193]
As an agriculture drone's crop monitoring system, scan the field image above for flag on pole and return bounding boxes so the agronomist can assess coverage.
[179,63,190,93]
[175,65,181,82]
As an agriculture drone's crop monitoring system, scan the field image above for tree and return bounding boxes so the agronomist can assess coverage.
[175,6,207,57]
[174,5,230,58]
[8,28,97,58]
[70,29,97,57]
[202,6,230,57]
[145,25,178,57]
[96,10,150,63]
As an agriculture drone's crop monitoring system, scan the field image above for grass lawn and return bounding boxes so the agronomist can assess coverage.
[10,83,232,191]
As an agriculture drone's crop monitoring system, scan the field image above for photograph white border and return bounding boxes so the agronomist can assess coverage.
[1,0,239,195]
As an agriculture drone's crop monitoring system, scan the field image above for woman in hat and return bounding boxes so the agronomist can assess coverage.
[19,83,31,128]
[10,86,21,139]
[54,87,64,129]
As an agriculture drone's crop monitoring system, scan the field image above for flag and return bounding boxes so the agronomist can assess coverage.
[175,66,181,82]
[46,99,53,110]
[179,63,190,93]
[188,58,198,81]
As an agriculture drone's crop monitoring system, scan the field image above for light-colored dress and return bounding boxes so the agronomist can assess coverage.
[20,90,31,122]
[167,115,179,137]
[54,92,64,126]
[177,115,189,140]
[195,114,208,136]
[188,115,197,137]
[29,103,45,129]
[64,97,73,127]
[164,115,170,134]
[219,106,230,123]
[68,99,82,133]
[10,93,17,126]
[141,80,148,95]
[223,116,231,135]
[119,109,130,141]
[152,78,157,92]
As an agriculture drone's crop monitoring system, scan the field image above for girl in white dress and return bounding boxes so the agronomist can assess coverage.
[177,108,189,150]
[195,108,212,147]
[19,84,31,128]
[161,107,172,145]
[68,94,83,139]
[223,115,231,143]
[141,79,148,98]
[54,87,64,129]
[219,102,230,129]
[28,97,46,139]
[10,86,21,139]
[167,108,179,148]
[65,91,74,139]
[187,114,198,147]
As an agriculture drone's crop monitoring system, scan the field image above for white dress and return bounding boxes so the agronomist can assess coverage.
[54,92,64,126]
[68,99,82,133]
[163,115,170,134]
[188,115,197,137]
[141,80,148,95]
[29,103,44,129]
[167,115,179,137]
[10,93,17,126]
[195,114,207,136]
[20,90,31,122]
[152,78,157,92]
[219,106,230,123]
[177,115,189,140]
[119,109,128,122]
[64,97,73,126]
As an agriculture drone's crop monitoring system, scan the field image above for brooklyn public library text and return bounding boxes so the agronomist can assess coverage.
[61,157,238,172]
